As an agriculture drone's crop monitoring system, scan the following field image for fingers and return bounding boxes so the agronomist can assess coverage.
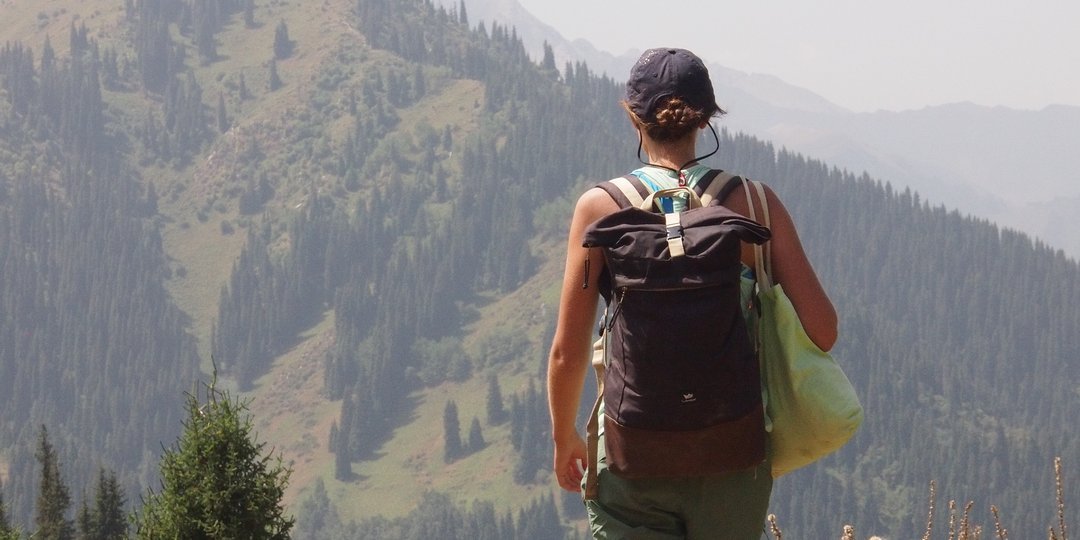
[555,458,585,492]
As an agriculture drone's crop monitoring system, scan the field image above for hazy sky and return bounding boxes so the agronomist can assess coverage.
[515,0,1080,113]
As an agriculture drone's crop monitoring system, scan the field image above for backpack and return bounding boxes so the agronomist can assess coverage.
[581,170,771,498]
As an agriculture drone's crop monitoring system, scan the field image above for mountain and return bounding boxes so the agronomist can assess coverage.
[451,0,1080,259]
[0,0,1077,538]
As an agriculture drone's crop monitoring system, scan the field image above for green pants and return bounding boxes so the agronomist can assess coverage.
[584,434,772,540]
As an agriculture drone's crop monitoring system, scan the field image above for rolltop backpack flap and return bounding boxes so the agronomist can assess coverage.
[582,204,771,290]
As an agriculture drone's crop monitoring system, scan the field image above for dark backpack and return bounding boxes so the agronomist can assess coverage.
[581,170,771,497]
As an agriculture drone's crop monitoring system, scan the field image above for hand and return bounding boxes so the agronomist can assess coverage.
[553,434,587,492]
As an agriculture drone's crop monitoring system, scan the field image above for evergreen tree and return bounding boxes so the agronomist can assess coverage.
[458,0,468,26]
[485,374,506,426]
[272,21,293,60]
[91,469,127,540]
[293,479,342,538]
[34,426,74,540]
[268,58,282,91]
[331,421,352,481]
[0,478,18,540]
[468,417,485,452]
[133,379,293,539]
[443,400,462,463]
[540,41,558,79]
[244,0,256,28]
[76,498,93,539]
[217,92,229,132]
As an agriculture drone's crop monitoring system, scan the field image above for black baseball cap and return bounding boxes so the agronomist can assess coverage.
[625,48,719,122]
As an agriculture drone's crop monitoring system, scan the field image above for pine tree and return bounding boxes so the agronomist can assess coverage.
[272,20,293,59]
[0,478,19,540]
[468,417,485,452]
[293,479,342,538]
[331,421,352,481]
[217,92,229,132]
[92,469,127,540]
[243,0,256,28]
[76,498,94,539]
[443,400,462,463]
[34,426,74,540]
[133,379,293,538]
[268,58,283,91]
[485,374,506,425]
[540,41,558,79]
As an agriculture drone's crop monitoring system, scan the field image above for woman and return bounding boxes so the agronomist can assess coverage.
[547,48,837,539]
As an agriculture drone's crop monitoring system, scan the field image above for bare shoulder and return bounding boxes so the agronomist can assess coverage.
[718,177,782,225]
[573,185,621,225]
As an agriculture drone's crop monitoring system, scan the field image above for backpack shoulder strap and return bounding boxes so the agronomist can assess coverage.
[699,170,743,207]
[597,169,742,208]
[595,175,650,209]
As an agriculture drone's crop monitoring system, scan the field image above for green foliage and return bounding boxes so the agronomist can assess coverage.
[0,0,1076,537]
[134,379,293,539]
[34,426,74,540]
[273,20,293,60]
[293,479,342,538]
[341,491,566,539]
[0,478,18,540]
[467,417,486,453]
[85,468,128,540]
[485,374,507,426]
[267,59,282,91]
[443,400,463,463]
[510,382,550,485]
[411,337,472,386]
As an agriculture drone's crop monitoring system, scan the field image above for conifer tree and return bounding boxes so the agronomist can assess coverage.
[133,379,293,539]
[76,498,93,539]
[244,0,256,28]
[217,92,229,132]
[468,417,485,452]
[443,400,462,463]
[34,426,74,540]
[0,478,18,540]
[91,469,127,540]
[268,58,282,91]
[330,421,352,481]
[272,21,293,59]
[485,374,506,425]
[540,41,558,79]
[293,479,342,538]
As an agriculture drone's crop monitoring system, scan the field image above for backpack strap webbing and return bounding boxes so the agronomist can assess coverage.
[699,170,743,207]
[595,175,650,209]
[596,169,740,209]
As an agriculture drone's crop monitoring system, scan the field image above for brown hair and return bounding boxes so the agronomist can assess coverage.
[621,96,726,142]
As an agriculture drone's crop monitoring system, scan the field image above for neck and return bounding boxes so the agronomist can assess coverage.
[640,132,699,171]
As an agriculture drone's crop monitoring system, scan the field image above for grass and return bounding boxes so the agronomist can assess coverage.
[767,457,1071,540]
[0,0,127,58]
[247,309,341,509]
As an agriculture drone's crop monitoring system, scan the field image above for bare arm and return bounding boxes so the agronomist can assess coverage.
[726,183,838,351]
[547,187,618,492]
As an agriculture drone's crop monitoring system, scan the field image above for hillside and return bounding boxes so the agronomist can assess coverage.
[450,0,1080,260]
[0,0,1077,538]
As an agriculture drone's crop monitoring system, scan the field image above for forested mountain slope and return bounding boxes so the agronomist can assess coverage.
[0,0,1076,538]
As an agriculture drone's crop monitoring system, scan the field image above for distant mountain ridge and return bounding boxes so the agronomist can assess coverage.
[1,0,1077,537]
[451,0,1080,258]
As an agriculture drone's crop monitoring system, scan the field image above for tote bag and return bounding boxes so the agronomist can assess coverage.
[742,179,863,477]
